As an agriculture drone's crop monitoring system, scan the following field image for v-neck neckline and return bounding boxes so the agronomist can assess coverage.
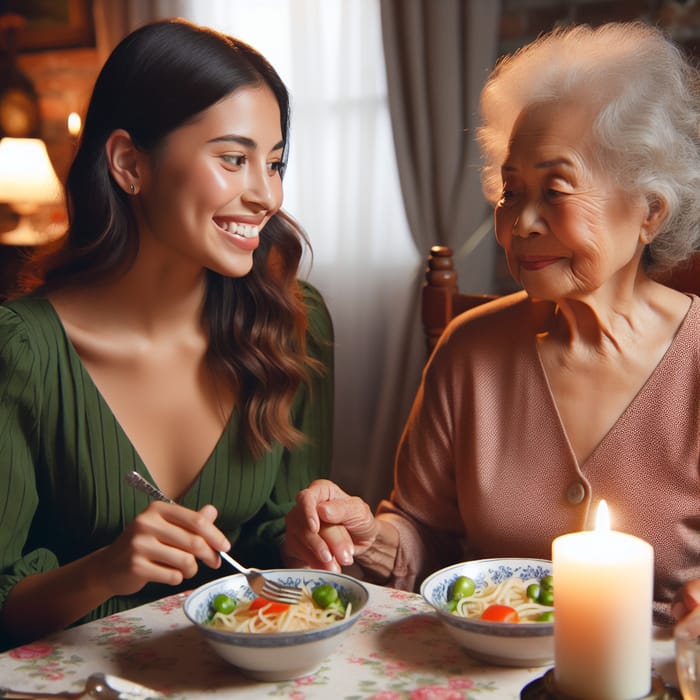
[533,294,697,469]
[39,297,234,502]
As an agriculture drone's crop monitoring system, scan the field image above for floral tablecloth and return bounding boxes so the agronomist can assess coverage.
[0,583,678,699]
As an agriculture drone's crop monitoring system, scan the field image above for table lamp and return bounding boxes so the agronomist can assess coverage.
[0,137,66,246]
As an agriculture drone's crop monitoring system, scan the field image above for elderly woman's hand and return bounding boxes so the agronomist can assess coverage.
[673,579,700,621]
[284,479,378,572]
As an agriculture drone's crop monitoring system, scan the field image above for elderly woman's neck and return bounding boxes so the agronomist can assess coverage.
[551,297,635,354]
[548,278,689,354]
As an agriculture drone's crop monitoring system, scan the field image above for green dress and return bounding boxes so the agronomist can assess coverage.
[0,281,333,647]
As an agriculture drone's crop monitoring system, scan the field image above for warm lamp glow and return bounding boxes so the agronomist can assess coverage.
[67,112,81,136]
[0,138,63,210]
[0,137,66,245]
[594,499,610,532]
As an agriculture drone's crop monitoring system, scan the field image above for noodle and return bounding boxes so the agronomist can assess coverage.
[454,577,552,622]
[209,585,352,633]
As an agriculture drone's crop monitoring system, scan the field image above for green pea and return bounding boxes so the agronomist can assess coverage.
[326,599,347,616]
[537,588,554,606]
[312,583,339,609]
[540,575,554,591]
[450,576,476,601]
[212,593,236,615]
[526,583,541,602]
[536,610,554,623]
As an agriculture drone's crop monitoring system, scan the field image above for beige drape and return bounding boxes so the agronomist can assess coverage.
[379,0,502,288]
[361,0,503,507]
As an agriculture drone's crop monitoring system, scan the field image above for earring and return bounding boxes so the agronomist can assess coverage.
[129,183,135,194]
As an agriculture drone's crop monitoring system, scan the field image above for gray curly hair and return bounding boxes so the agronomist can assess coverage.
[477,21,700,275]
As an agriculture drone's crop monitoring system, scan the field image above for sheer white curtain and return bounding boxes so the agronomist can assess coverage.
[94,0,420,506]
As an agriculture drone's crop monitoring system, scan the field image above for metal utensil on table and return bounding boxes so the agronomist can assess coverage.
[124,471,302,605]
[0,671,160,699]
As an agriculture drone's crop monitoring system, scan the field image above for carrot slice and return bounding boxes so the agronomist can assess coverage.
[481,604,520,623]
[249,597,291,614]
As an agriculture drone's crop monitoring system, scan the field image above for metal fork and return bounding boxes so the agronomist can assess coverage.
[124,471,302,605]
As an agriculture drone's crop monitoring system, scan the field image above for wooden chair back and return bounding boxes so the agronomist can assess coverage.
[657,252,700,296]
[421,245,497,356]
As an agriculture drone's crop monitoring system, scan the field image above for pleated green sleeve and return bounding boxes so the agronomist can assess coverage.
[0,306,58,616]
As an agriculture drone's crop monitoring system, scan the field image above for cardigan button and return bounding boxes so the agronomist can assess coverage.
[566,481,586,504]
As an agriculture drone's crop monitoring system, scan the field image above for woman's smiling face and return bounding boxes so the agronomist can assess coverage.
[494,100,648,302]
[134,84,285,278]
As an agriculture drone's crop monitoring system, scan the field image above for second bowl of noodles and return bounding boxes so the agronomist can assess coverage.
[183,569,369,681]
[420,557,554,667]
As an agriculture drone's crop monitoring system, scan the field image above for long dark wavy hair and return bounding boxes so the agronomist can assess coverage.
[18,18,319,458]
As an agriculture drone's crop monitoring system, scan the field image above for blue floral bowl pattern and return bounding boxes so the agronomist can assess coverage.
[420,558,554,667]
[184,569,369,681]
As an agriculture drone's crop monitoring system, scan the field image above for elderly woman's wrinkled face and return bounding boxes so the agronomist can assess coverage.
[494,100,649,301]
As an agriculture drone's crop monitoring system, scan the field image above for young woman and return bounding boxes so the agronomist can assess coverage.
[0,18,333,649]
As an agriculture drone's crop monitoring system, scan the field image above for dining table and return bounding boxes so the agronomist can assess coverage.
[0,581,681,699]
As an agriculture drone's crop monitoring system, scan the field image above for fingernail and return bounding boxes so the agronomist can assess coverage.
[320,548,333,563]
[339,549,353,566]
[221,539,231,552]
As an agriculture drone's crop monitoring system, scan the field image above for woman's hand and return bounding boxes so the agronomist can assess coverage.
[284,479,378,572]
[95,501,231,596]
[1,501,232,645]
[673,578,700,621]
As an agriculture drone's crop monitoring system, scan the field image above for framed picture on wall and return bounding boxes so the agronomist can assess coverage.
[3,0,95,51]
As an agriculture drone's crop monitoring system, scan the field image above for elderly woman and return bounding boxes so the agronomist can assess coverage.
[283,21,700,625]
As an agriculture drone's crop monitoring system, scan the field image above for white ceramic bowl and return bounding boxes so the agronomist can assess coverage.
[184,569,369,681]
[420,557,554,667]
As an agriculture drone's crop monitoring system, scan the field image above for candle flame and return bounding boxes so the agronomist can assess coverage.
[595,499,610,532]
[67,112,82,136]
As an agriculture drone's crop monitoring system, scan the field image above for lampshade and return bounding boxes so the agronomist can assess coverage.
[0,137,63,211]
[0,137,66,245]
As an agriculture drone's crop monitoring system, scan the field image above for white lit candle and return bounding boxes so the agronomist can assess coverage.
[552,501,654,699]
